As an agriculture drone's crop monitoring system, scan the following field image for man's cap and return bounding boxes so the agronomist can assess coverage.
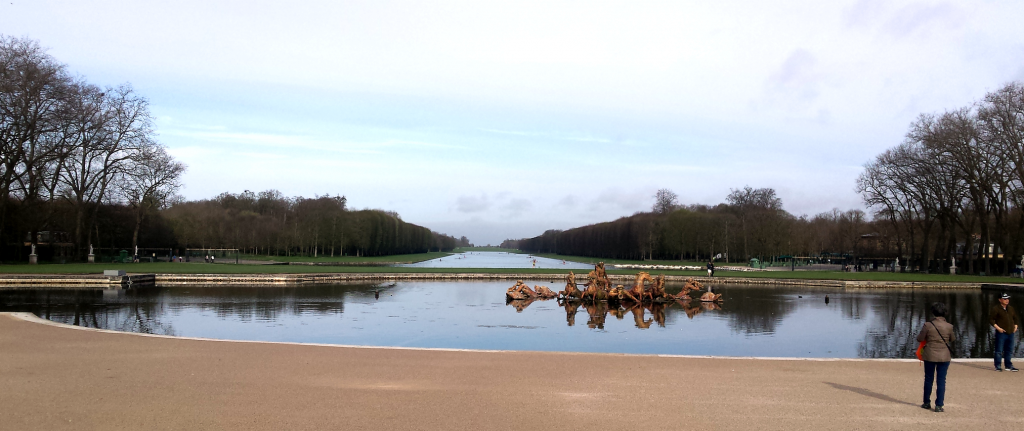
[1001,293,1011,299]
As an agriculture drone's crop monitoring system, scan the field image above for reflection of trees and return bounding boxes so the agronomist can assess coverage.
[710,286,796,335]
[160,283,388,321]
[0,283,392,335]
[0,289,176,335]
[858,290,1024,359]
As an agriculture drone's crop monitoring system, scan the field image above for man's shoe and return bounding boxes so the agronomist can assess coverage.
[996,366,1003,371]
[934,406,944,413]
[1009,367,1019,372]
[921,403,931,410]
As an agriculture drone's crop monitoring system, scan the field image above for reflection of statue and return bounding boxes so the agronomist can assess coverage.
[584,301,608,329]
[629,304,653,329]
[507,297,538,312]
[562,301,579,326]
[677,297,702,319]
[648,302,667,327]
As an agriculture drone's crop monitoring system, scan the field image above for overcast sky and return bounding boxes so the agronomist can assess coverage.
[4,1,1024,245]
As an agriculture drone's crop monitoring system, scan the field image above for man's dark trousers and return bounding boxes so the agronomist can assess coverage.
[994,331,1015,369]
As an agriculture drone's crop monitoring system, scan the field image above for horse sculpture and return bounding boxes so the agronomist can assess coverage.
[620,271,653,302]
[647,274,674,301]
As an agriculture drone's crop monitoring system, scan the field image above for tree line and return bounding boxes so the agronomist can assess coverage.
[857,81,1024,275]
[1,36,460,261]
[511,82,1024,275]
[1,35,184,261]
[508,186,878,265]
[163,190,461,257]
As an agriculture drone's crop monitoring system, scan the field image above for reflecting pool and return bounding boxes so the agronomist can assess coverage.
[1,282,1020,358]
[398,251,593,269]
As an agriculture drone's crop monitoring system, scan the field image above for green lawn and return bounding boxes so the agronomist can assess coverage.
[1,261,1021,283]
[529,253,705,266]
[237,251,452,263]
[0,262,587,275]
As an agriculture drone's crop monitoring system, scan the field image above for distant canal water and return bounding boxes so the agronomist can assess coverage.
[398,251,593,270]
[2,281,1020,359]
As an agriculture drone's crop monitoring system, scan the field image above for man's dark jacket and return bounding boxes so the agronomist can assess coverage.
[990,304,1019,333]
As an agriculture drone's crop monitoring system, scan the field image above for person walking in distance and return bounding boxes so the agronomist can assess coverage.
[990,293,1019,372]
[918,302,955,412]
[706,261,714,277]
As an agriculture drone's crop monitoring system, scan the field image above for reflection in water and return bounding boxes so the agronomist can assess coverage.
[550,300,678,329]
[2,282,1022,358]
[584,301,608,329]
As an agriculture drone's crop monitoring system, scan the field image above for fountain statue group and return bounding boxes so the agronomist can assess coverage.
[507,262,722,304]
[506,262,723,328]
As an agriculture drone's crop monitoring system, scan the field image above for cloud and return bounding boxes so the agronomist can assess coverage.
[455,194,490,213]
[768,49,819,101]
[500,198,533,218]
[164,129,383,155]
[586,188,649,213]
[843,0,963,38]
[842,0,887,28]
[556,195,577,207]
[883,2,962,38]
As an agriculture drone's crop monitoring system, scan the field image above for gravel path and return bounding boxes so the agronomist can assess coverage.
[2,312,1021,430]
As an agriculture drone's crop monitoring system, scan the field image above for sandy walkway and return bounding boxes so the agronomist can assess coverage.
[1,312,1021,430]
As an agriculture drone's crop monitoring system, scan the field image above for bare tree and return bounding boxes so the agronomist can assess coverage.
[726,186,784,260]
[978,81,1024,272]
[58,82,155,258]
[118,145,185,251]
[652,188,679,214]
[0,35,71,254]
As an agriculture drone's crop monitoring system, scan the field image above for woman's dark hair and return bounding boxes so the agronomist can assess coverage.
[931,302,947,318]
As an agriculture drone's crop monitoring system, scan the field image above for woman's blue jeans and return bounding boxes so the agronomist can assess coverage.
[923,361,949,406]
[994,331,1015,369]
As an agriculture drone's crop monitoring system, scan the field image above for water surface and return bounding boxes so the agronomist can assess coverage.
[399,251,593,269]
[2,281,1020,358]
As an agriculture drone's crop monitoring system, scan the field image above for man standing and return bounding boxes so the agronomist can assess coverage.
[990,293,1019,372]
[706,261,714,277]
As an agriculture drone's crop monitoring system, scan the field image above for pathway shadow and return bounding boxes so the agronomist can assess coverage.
[953,362,994,371]
[823,382,916,406]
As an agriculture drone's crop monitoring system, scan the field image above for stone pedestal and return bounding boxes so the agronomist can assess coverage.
[88,254,95,263]
[950,266,956,275]
[28,254,37,264]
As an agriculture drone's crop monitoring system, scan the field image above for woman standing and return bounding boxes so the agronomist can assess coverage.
[917,302,955,412]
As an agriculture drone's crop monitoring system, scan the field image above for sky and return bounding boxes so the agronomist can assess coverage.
[3,1,1024,245]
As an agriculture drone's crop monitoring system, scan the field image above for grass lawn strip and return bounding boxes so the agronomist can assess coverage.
[1,262,1022,284]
